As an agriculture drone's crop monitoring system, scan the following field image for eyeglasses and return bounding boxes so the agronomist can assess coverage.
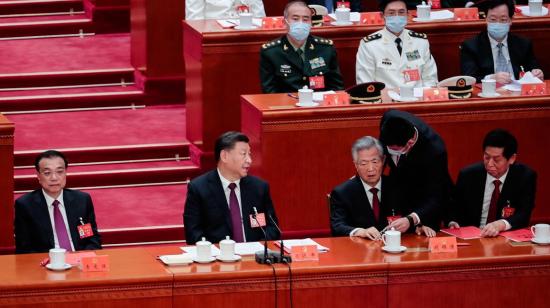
[40,169,66,178]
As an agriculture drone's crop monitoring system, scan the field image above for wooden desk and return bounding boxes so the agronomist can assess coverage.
[183,13,550,166]
[0,247,172,307]
[241,83,550,237]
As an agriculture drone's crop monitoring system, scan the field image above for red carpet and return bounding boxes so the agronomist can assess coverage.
[6,104,187,150]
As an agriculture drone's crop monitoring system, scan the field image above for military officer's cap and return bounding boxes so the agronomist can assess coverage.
[437,76,476,99]
[309,5,327,27]
[346,82,386,104]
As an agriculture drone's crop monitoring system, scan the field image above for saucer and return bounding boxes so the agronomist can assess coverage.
[295,102,319,107]
[234,25,257,30]
[382,245,407,253]
[531,238,550,245]
[388,90,419,102]
[216,254,242,263]
[520,6,549,17]
[192,256,216,264]
[412,17,432,22]
[478,92,501,98]
[46,263,71,271]
[330,21,353,26]
[159,254,193,266]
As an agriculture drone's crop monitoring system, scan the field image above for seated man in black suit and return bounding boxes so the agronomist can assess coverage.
[184,131,280,244]
[448,129,537,237]
[330,136,403,240]
[379,110,453,237]
[460,0,544,83]
[14,150,101,254]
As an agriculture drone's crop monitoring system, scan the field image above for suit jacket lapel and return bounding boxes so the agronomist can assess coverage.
[34,192,55,247]
[63,190,81,249]
[499,165,516,208]
[507,35,520,78]
[352,176,375,222]
[480,33,495,74]
[208,171,232,231]
[474,168,488,224]
[239,177,253,238]
[282,36,305,73]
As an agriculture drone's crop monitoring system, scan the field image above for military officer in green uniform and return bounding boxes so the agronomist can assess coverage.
[259,0,344,93]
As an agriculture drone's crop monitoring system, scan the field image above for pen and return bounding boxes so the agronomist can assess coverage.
[287,93,298,99]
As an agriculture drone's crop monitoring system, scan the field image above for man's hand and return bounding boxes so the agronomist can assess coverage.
[353,227,381,240]
[389,217,410,233]
[448,221,460,229]
[416,225,436,237]
[531,69,544,81]
[493,72,512,84]
[480,221,506,237]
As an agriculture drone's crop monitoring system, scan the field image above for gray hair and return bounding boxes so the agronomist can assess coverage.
[351,136,384,162]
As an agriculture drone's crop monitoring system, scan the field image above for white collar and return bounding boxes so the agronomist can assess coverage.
[42,189,64,207]
[217,169,241,190]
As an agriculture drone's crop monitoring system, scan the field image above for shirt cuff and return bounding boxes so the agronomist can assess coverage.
[410,212,421,226]
[350,228,361,237]
[501,219,512,231]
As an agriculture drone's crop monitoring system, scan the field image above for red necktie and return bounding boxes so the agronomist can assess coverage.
[228,183,244,242]
[487,180,501,224]
[370,187,380,222]
[52,200,72,251]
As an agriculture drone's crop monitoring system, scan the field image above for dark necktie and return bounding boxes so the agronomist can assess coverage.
[370,187,380,222]
[487,180,501,224]
[52,200,72,251]
[228,183,244,242]
[495,43,508,73]
[395,38,402,56]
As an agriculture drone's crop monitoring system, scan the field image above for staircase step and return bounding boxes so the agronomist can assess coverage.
[0,12,85,24]
[15,159,200,191]
[0,17,93,38]
[0,0,83,16]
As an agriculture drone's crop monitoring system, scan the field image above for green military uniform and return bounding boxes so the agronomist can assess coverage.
[259,35,344,93]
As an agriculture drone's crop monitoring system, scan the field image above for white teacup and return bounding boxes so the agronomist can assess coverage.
[416,3,431,20]
[239,12,253,28]
[219,236,236,260]
[298,87,314,105]
[196,237,212,261]
[399,85,414,99]
[382,230,401,250]
[335,7,351,23]
[531,224,550,242]
[481,78,496,95]
[529,0,543,16]
[49,248,66,268]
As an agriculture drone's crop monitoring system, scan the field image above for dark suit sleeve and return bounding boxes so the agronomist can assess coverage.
[325,46,344,91]
[350,0,362,12]
[523,39,541,73]
[460,40,485,83]
[261,183,281,240]
[448,169,467,226]
[183,181,205,244]
[14,199,35,254]
[82,193,102,250]
[329,189,354,236]
[505,169,537,229]
[259,48,277,93]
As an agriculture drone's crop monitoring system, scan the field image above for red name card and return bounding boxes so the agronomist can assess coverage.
[440,226,482,240]
[423,87,449,101]
[262,17,284,29]
[431,0,441,9]
[500,228,533,242]
[324,92,350,105]
[429,237,457,253]
[336,1,350,8]
[80,255,110,272]
[291,245,319,261]
[454,8,479,21]
[521,83,547,96]
[360,12,384,25]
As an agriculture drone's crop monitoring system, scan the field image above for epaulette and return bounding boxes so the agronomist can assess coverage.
[362,33,382,43]
[408,31,428,39]
[313,37,333,45]
[262,39,282,49]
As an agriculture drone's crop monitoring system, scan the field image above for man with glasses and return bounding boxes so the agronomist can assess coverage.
[460,0,544,83]
[259,0,343,93]
[14,150,101,253]
[356,0,438,88]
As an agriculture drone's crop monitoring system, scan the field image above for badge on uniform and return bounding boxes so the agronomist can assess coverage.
[250,213,266,228]
[381,58,392,66]
[309,75,325,89]
[309,57,326,70]
[403,69,421,82]
[405,50,421,61]
[502,201,516,218]
[280,64,292,74]
[77,217,94,239]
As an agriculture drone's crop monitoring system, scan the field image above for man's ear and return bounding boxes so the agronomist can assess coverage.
[508,153,517,165]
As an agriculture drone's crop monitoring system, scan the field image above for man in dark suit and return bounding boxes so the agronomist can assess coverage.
[307,0,362,12]
[184,131,280,245]
[330,136,403,239]
[460,0,544,83]
[14,150,101,254]
[379,110,452,236]
[259,0,343,93]
[448,129,537,237]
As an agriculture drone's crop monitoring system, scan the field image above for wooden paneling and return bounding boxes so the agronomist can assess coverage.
[0,114,14,253]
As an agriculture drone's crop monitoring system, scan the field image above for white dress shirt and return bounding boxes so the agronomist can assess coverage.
[43,190,75,251]
[350,178,382,236]
[480,170,511,230]
[186,0,266,20]
[487,34,515,79]
[217,169,247,241]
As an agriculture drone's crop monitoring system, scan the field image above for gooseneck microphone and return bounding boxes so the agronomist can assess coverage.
[252,207,281,264]
[268,213,292,263]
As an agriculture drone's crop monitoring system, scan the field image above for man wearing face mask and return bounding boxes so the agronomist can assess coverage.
[259,0,344,93]
[379,109,453,236]
[460,0,543,83]
[355,0,438,89]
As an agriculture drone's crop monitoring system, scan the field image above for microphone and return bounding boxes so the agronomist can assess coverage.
[268,213,292,263]
[252,206,281,264]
